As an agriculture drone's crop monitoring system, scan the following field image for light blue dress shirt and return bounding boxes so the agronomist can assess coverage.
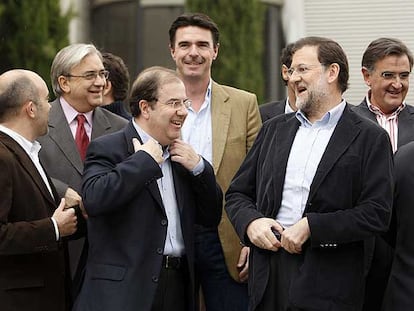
[132,120,185,256]
[276,100,346,228]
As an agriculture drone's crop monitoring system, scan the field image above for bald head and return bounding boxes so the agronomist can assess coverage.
[0,69,48,123]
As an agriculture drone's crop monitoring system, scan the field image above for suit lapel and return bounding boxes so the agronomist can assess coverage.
[91,107,112,139]
[123,123,164,209]
[48,99,83,174]
[272,115,300,207]
[357,98,377,122]
[307,106,360,203]
[211,82,231,174]
[397,105,414,147]
[0,133,57,207]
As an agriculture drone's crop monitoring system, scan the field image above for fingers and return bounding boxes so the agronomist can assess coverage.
[237,246,249,282]
[170,139,200,169]
[56,198,66,211]
[246,218,282,251]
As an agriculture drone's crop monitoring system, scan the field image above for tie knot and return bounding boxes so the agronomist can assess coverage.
[77,114,86,125]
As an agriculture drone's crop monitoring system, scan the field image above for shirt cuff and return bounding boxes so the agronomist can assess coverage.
[51,217,60,241]
[191,156,205,176]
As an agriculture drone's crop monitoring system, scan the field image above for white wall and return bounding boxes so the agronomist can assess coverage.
[283,0,414,105]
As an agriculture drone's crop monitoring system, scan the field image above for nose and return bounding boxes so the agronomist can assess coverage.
[176,105,188,116]
[188,44,199,56]
[289,71,301,83]
[94,75,106,86]
[391,77,404,88]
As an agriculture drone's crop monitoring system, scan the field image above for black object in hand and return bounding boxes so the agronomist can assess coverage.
[272,228,281,241]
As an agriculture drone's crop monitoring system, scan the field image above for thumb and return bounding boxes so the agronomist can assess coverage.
[57,198,66,210]
[132,138,142,152]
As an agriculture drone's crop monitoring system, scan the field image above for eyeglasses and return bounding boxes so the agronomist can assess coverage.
[156,99,192,110]
[380,71,411,81]
[65,70,109,80]
[287,64,323,78]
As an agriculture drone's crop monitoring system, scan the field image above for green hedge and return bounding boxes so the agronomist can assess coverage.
[0,0,71,97]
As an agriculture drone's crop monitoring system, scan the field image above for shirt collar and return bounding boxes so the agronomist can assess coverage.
[365,93,406,117]
[60,97,93,125]
[285,98,295,114]
[132,119,170,159]
[296,100,346,128]
[0,124,41,156]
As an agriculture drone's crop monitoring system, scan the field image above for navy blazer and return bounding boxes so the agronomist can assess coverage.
[352,98,414,310]
[383,141,414,310]
[225,105,394,310]
[74,122,222,311]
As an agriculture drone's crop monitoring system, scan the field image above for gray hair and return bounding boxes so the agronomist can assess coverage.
[50,43,102,96]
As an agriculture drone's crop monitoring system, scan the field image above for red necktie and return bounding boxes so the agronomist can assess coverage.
[75,114,89,160]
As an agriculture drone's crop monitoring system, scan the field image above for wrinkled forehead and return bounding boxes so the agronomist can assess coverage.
[291,45,319,66]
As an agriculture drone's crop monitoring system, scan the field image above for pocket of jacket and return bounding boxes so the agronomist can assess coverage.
[90,263,126,281]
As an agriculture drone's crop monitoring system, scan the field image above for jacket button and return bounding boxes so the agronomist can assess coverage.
[152,276,158,283]
[161,219,167,226]
[157,248,163,254]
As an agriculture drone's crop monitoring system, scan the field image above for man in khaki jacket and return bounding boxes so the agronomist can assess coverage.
[169,13,261,310]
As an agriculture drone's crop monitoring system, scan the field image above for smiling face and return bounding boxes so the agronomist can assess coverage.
[170,26,218,81]
[362,54,411,114]
[58,53,106,112]
[145,80,188,146]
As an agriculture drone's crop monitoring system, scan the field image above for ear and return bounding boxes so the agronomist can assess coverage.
[24,101,36,119]
[361,67,371,87]
[281,64,289,81]
[103,80,112,96]
[139,100,151,120]
[212,43,219,60]
[169,43,176,60]
[58,75,71,93]
[326,63,340,84]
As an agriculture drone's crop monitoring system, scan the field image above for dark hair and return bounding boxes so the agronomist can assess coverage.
[280,43,294,85]
[102,52,130,102]
[362,37,414,71]
[292,36,349,93]
[0,76,38,122]
[129,66,181,117]
[169,12,219,47]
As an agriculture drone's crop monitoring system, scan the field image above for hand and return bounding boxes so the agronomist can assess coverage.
[64,187,87,219]
[169,139,201,170]
[237,246,249,282]
[246,218,283,251]
[280,217,310,254]
[133,138,164,164]
[53,198,77,237]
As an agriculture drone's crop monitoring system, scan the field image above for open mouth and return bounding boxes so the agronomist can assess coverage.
[296,86,307,95]
[171,120,183,127]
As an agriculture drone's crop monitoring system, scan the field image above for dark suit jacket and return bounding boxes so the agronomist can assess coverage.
[352,98,414,310]
[259,99,286,122]
[37,98,128,292]
[382,141,414,311]
[73,122,222,311]
[0,132,70,311]
[225,105,394,311]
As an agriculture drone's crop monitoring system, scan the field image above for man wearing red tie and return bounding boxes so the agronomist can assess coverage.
[38,43,127,298]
